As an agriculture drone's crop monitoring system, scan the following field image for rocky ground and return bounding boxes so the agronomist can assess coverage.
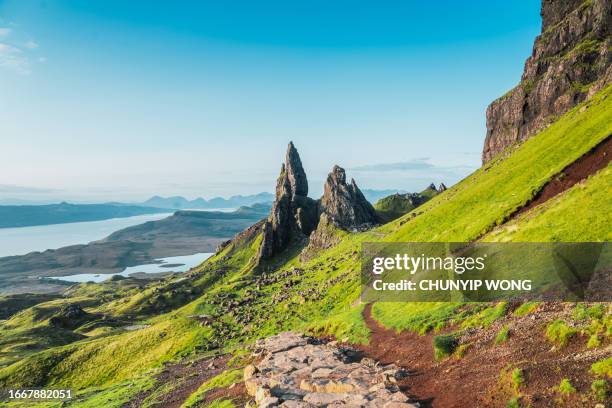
[243,332,418,407]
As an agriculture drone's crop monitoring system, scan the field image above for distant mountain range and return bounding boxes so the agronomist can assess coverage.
[140,193,275,209]
[0,190,405,229]
[140,190,405,210]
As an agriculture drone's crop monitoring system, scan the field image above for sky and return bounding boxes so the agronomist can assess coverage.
[0,0,541,203]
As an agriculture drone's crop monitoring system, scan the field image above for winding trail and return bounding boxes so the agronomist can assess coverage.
[356,304,493,408]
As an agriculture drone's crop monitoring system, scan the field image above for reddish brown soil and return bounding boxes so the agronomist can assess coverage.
[203,382,248,405]
[124,354,248,408]
[515,135,611,217]
[355,303,610,408]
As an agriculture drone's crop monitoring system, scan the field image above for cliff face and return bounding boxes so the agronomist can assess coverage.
[482,0,611,163]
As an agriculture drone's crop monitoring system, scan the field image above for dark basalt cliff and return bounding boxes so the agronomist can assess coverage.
[482,0,611,163]
[258,143,378,261]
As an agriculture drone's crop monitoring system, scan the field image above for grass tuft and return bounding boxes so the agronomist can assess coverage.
[545,319,576,346]
[510,368,524,392]
[513,301,540,317]
[557,378,576,396]
[433,334,458,360]
[591,379,608,402]
[495,325,511,344]
[590,358,612,378]
[461,302,507,329]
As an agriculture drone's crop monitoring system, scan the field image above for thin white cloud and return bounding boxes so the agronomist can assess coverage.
[24,40,38,49]
[351,158,434,172]
[0,27,11,37]
[0,42,30,74]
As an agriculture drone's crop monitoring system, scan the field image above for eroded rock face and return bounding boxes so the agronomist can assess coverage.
[258,143,319,260]
[482,0,611,163]
[244,332,417,407]
[258,145,379,261]
[319,165,378,231]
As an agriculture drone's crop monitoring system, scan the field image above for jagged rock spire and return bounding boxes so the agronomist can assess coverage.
[319,165,378,230]
[258,144,378,263]
[258,143,318,261]
[438,183,447,192]
[285,142,308,197]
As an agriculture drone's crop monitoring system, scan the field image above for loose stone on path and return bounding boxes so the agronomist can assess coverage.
[244,332,419,407]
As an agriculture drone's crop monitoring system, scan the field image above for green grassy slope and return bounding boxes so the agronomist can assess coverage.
[0,85,610,406]
[485,164,612,242]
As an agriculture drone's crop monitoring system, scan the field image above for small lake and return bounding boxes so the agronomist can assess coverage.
[47,252,214,283]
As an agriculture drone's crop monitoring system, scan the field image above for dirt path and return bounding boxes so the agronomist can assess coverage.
[356,303,611,408]
[356,304,475,407]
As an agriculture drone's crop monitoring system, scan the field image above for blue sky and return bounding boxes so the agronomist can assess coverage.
[0,0,540,202]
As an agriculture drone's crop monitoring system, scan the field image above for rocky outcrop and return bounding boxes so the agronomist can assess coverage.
[482,0,611,163]
[319,166,379,231]
[258,145,379,261]
[437,183,447,193]
[258,143,319,260]
[49,304,90,329]
[244,332,417,407]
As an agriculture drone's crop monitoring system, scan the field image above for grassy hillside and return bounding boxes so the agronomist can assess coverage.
[0,85,610,407]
